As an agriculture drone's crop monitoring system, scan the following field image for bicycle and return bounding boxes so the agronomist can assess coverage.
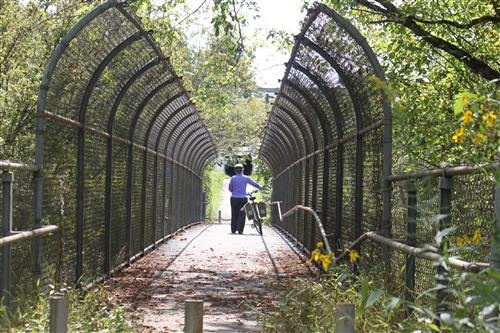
[241,190,266,235]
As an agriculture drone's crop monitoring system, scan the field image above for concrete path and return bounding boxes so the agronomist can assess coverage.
[106,223,314,332]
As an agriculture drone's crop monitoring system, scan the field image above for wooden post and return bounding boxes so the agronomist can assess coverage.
[49,294,68,333]
[335,303,355,333]
[184,299,203,333]
[218,210,221,224]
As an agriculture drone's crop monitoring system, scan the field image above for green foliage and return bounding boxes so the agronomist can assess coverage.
[0,284,131,332]
[408,268,500,332]
[261,266,413,333]
[450,87,499,161]
[203,167,227,220]
[320,0,499,169]
[0,1,93,160]
[262,263,499,332]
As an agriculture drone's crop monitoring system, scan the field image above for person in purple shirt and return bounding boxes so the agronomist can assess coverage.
[228,163,261,234]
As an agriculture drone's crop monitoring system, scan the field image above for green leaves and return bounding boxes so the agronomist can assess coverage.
[356,278,384,316]
[454,92,479,116]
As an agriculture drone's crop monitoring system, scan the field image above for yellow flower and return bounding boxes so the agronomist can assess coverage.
[310,249,321,262]
[482,112,497,127]
[471,229,482,245]
[456,235,468,247]
[319,253,333,271]
[316,241,324,249]
[349,249,360,263]
[462,95,469,104]
[472,133,487,144]
[452,127,465,144]
[462,111,473,124]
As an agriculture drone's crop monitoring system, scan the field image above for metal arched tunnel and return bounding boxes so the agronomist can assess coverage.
[30,1,391,288]
[35,2,217,286]
[259,3,392,268]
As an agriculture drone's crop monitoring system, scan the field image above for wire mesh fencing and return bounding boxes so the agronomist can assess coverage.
[1,1,216,305]
[261,2,391,261]
[260,1,497,315]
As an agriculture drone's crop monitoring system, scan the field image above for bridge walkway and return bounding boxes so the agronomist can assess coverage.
[105,222,313,332]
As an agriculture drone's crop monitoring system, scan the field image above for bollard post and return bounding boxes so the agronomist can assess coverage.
[218,210,221,224]
[335,303,355,333]
[404,180,417,316]
[49,294,68,333]
[1,171,14,310]
[184,299,203,333]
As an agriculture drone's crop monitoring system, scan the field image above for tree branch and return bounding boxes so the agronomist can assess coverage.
[355,0,500,82]
[410,15,500,29]
[177,0,209,25]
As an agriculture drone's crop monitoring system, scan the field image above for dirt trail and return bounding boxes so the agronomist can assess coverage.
[106,223,314,332]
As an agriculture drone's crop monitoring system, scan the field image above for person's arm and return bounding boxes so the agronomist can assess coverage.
[247,177,261,189]
[228,177,234,192]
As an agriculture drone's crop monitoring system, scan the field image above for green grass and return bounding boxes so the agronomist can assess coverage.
[0,284,131,332]
[204,168,227,221]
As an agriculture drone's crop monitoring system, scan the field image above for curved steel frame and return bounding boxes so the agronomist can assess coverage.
[34,2,216,286]
[259,3,392,260]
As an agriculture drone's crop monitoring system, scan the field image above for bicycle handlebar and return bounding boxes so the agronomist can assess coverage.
[246,189,258,196]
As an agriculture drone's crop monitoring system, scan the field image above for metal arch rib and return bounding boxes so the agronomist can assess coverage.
[35,2,118,259]
[282,80,329,143]
[172,124,205,162]
[104,57,163,274]
[273,105,311,155]
[298,36,364,130]
[143,92,186,147]
[185,131,217,165]
[298,35,366,243]
[262,132,290,170]
[128,76,179,142]
[265,125,295,167]
[194,146,217,174]
[290,62,343,138]
[193,142,216,173]
[154,104,193,152]
[162,114,199,157]
[316,3,392,240]
[79,31,148,125]
[268,116,304,161]
[179,131,211,166]
[107,57,161,133]
[78,28,148,283]
[275,94,318,151]
[37,1,118,139]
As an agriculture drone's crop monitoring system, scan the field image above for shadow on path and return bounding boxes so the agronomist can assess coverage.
[106,223,314,332]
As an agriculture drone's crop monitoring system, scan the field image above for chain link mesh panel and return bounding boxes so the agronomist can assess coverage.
[31,2,216,287]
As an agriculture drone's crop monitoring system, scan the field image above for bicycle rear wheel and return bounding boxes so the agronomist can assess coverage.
[254,218,263,235]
